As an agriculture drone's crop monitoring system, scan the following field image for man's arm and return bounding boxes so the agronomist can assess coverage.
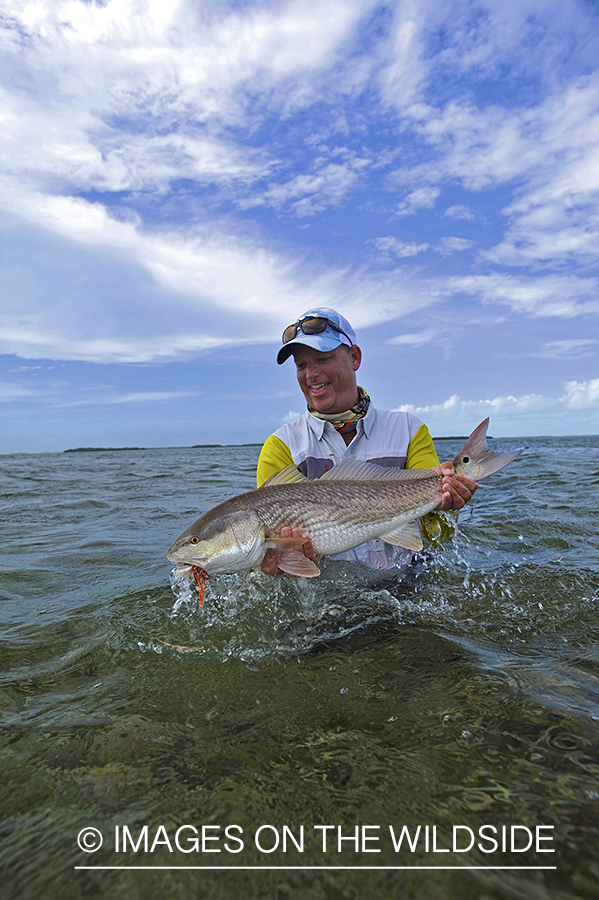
[257,434,295,487]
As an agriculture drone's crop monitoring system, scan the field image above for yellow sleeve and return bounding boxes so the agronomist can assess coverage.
[256,434,295,487]
[406,423,457,545]
[406,423,440,469]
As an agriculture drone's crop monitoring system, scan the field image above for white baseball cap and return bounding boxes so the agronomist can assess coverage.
[277,308,356,364]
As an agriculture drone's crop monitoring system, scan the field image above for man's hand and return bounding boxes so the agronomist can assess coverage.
[261,526,319,576]
[435,461,477,511]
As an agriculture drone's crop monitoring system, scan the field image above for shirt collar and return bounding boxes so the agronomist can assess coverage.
[306,411,327,439]
[362,403,375,437]
[305,403,375,440]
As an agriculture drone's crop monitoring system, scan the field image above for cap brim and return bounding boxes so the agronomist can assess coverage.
[276,332,348,364]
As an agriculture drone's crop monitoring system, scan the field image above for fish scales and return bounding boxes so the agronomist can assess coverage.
[167,418,523,581]
[239,475,445,556]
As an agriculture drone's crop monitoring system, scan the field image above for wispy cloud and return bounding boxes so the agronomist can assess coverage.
[394,187,441,217]
[435,237,473,255]
[537,339,597,360]
[444,205,475,220]
[0,375,200,407]
[387,329,439,347]
[445,273,599,318]
[248,154,371,216]
[371,236,430,259]
[1,0,599,448]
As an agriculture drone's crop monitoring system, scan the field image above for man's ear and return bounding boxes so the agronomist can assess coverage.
[349,344,362,371]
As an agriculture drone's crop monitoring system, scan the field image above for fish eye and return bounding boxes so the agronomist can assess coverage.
[463,456,469,463]
[190,536,200,544]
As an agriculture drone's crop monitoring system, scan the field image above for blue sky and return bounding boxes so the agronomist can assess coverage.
[1,0,599,453]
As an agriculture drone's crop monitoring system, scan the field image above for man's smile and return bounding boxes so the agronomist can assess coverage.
[308,382,330,396]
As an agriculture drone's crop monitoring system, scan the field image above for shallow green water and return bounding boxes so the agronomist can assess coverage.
[1,437,599,899]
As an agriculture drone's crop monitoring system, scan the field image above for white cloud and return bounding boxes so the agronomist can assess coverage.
[0,369,201,406]
[0,379,50,402]
[0,185,445,362]
[481,79,599,267]
[0,0,379,212]
[56,390,202,408]
[395,379,599,435]
[435,236,473,255]
[282,410,303,423]
[0,0,420,363]
[0,0,598,379]
[378,3,599,271]
[387,329,439,347]
[562,378,599,409]
[394,186,440,217]
[371,236,429,258]
[537,339,597,360]
[446,273,599,318]
[251,154,371,216]
[444,205,475,220]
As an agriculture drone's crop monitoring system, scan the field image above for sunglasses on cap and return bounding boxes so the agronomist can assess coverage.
[282,316,353,346]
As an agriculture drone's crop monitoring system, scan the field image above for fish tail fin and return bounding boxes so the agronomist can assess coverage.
[454,418,523,480]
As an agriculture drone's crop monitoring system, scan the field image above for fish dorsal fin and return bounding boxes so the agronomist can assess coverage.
[261,465,308,487]
[319,460,432,482]
[380,521,423,552]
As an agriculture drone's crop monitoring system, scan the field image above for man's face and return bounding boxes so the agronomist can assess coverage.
[292,344,362,415]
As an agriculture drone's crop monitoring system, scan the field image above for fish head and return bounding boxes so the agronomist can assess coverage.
[167,504,266,575]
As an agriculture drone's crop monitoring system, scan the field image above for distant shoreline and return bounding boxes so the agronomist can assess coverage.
[61,443,264,454]
[64,440,471,452]
[63,447,144,453]
[2,435,596,458]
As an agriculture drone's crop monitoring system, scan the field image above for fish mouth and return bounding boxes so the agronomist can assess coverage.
[170,562,193,577]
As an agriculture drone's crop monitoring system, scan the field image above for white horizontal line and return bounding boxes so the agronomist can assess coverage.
[75,866,557,871]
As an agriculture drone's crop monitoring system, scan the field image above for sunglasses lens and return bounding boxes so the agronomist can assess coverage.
[282,317,329,343]
[282,324,299,344]
[299,316,328,335]
[282,316,350,346]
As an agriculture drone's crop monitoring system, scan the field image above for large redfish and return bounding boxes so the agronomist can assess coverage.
[167,419,522,602]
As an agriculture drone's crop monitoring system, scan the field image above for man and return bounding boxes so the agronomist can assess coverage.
[257,308,477,575]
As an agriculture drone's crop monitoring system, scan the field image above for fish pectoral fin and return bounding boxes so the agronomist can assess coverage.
[380,521,423,552]
[276,549,321,578]
[264,535,321,577]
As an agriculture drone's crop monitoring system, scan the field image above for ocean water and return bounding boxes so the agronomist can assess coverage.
[1,435,599,900]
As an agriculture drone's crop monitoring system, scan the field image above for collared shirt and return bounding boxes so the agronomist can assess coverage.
[256,407,450,570]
